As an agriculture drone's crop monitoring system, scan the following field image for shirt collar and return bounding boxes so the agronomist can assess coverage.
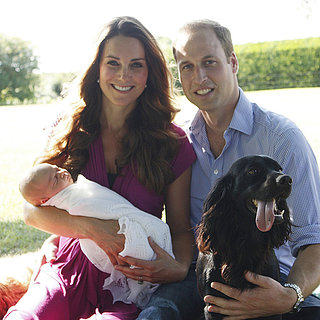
[189,88,253,136]
[230,88,253,135]
[189,109,205,135]
[189,110,211,153]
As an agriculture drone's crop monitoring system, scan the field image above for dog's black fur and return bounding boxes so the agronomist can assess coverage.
[196,155,293,320]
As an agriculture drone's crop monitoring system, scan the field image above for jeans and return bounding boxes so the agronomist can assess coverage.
[137,262,204,320]
[283,307,320,320]
[137,267,320,320]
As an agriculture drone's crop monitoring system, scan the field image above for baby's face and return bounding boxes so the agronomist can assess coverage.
[34,164,74,204]
[44,164,73,198]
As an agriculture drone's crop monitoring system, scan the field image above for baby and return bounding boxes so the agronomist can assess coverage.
[19,163,73,206]
[19,163,174,308]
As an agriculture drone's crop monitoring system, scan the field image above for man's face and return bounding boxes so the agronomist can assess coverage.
[174,28,239,113]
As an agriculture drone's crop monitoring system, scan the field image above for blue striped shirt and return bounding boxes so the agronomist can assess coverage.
[188,88,320,277]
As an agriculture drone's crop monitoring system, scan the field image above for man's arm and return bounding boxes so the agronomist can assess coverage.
[287,244,320,299]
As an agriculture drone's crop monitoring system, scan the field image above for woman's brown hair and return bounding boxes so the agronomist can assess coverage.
[38,16,180,194]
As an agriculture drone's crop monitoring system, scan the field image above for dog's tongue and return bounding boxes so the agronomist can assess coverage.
[256,200,275,232]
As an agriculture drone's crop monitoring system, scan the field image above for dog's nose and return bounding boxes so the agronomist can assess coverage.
[276,174,293,186]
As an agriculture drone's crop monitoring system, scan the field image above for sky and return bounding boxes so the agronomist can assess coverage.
[0,0,319,73]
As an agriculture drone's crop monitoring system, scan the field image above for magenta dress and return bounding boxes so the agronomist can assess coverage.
[4,124,196,320]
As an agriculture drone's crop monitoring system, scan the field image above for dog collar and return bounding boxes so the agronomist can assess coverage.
[284,283,304,313]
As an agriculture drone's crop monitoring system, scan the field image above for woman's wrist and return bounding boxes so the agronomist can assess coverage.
[83,218,124,252]
[77,216,96,240]
[174,259,191,281]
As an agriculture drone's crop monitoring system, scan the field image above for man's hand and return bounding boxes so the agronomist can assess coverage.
[204,272,296,319]
[115,237,188,284]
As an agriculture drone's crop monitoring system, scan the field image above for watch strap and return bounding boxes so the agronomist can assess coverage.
[284,283,304,312]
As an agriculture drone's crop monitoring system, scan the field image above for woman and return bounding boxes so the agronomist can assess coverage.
[4,16,196,320]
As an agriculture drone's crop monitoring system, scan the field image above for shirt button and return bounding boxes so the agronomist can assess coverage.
[214,169,219,175]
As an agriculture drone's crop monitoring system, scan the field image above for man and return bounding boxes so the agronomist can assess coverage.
[172,19,320,319]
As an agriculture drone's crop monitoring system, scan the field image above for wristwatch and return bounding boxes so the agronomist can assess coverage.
[284,283,304,313]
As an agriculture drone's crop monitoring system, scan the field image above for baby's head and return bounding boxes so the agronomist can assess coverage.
[19,163,74,206]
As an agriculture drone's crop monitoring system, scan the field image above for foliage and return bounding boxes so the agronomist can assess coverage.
[0,34,39,104]
[52,81,63,96]
[235,37,320,90]
[157,36,181,93]
[35,72,76,104]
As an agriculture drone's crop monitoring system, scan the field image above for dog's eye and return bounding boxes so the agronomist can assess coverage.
[248,169,259,175]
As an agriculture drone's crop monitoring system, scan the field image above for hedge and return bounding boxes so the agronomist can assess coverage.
[235,37,320,91]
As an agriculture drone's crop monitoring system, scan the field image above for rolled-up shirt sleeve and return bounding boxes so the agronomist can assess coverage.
[274,126,320,257]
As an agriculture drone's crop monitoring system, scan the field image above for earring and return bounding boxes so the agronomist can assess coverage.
[145,84,147,88]
[97,79,100,83]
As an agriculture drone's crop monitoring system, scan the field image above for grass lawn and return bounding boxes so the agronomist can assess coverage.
[0,103,62,256]
[1,88,320,260]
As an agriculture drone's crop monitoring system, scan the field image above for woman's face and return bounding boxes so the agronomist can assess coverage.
[99,35,148,112]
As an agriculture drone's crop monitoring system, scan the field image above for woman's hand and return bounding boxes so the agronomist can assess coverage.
[86,218,126,266]
[204,272,296,319]
[114,237,188,284]
[39,234,60,262]
[31,234,60,281]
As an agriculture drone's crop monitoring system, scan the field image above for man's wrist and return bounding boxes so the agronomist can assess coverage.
[283,283,304,313]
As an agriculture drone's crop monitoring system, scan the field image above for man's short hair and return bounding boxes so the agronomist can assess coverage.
[173,19,234,60]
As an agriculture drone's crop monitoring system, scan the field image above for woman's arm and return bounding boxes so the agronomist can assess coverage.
[115,166,195,283]
[23,202,125,265]
[24,202,92,238]
[165,166,195,276]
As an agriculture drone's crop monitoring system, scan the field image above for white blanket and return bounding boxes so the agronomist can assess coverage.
[43,175,174,308]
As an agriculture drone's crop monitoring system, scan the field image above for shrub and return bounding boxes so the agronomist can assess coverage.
[236,37,320,90]
[0,34,39,104]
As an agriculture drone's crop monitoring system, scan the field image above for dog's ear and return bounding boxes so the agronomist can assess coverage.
[197,175,234,253]
[196,207,214,253]
[203,175,233,213]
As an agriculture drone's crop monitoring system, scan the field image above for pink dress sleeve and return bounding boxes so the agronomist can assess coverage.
[170,123,196,179]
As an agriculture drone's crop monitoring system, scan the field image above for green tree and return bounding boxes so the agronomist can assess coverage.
[0,34,39,104]
[52,81,63,97]
[157,36,181,92]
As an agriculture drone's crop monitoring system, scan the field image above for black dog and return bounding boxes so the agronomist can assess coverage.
[196,155,292,320]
